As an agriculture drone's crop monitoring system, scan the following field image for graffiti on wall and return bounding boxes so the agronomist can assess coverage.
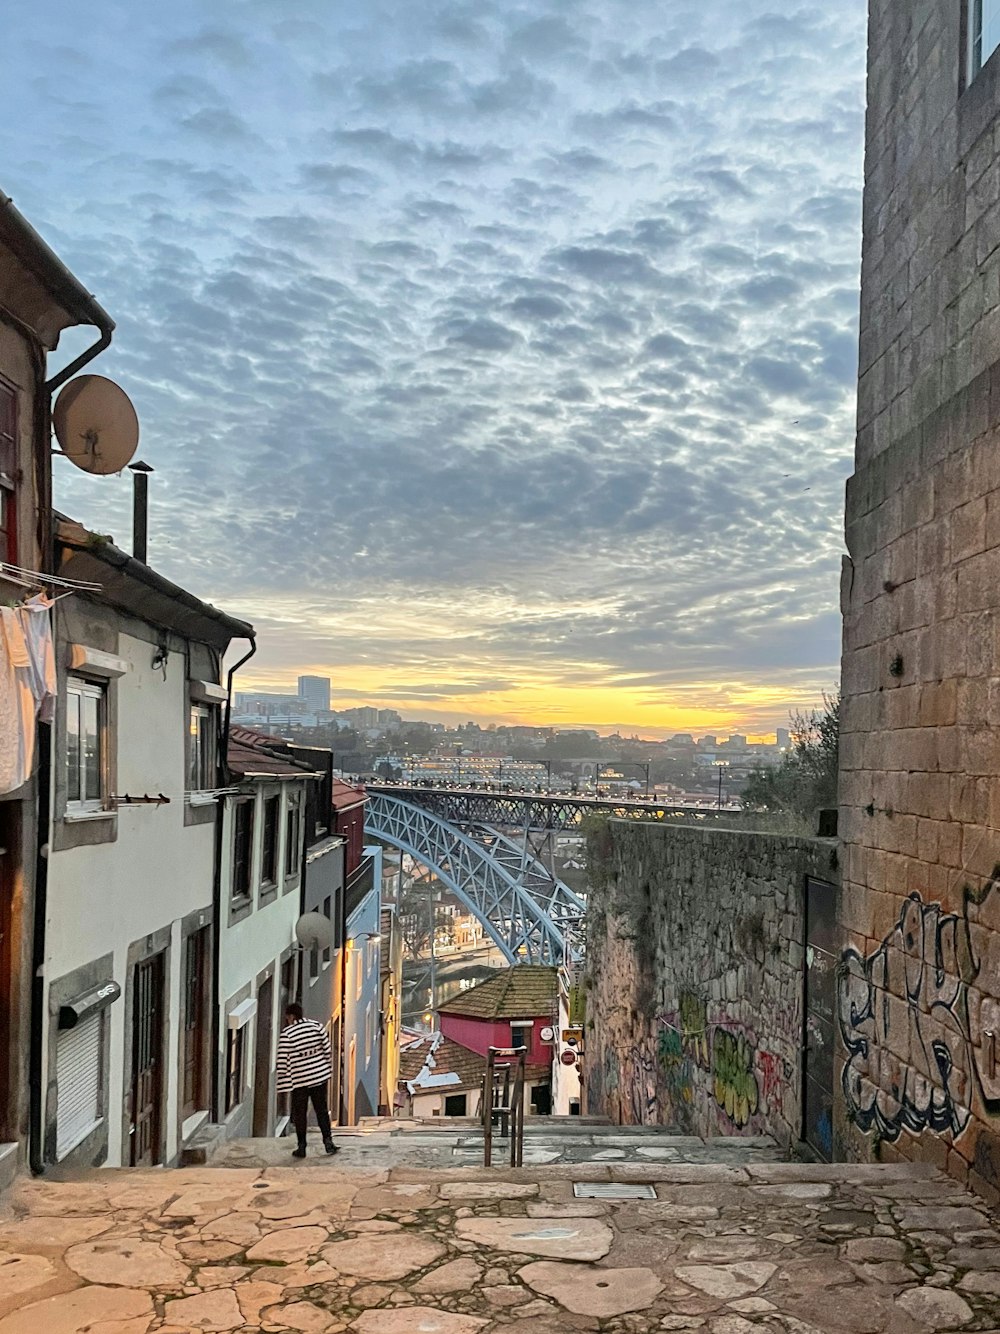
[757,1050,785,1118]
[657,1020,694,1117]
[838,881,1000,1143]
[679,990,711,1068]
[712,1029,760,1127]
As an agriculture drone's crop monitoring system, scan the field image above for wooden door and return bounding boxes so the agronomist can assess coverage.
[130,954,165,1166]
[182,928,210,1119]
[253,975,274,1138]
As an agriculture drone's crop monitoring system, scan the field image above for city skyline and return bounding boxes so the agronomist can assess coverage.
[234,669,821,740]
[5,1,863,728]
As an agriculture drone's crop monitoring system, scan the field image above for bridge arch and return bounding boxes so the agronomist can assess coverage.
[365,791,584,965]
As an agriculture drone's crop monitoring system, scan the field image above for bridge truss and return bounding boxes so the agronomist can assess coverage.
[364,791,586,966]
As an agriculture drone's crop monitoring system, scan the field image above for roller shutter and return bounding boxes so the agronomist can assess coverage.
[56,1012,102,1158]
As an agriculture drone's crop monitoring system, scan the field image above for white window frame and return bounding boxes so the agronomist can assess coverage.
[66,676,107,813]
[970,0,1000,81]
[365,1002,374,1057]
[188,703,217,793]
[355,948,363,1002]
[285,793,302,880]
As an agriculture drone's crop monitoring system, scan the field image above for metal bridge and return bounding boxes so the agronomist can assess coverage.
[367,784,719,832]
[364,790,588,966]
[363,785,729,967]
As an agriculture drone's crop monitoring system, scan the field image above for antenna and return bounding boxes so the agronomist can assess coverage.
[52,374,139,475]
[295,912,334,952]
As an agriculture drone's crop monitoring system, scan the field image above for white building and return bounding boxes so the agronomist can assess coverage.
[216,727,321,1141]
[40,519,253,1169]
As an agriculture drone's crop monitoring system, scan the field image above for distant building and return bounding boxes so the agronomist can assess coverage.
[436,965,558,1116]
[397,1031,486,1119]
[298,675,331,713]
[776,727,790,750]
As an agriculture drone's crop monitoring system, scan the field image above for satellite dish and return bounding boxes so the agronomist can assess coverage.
[53,374,139,475]
[295,912,333,951]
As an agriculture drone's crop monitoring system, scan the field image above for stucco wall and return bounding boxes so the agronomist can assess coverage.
[44,623,217,1168]
[585,819,837,1148]
[840,3,1000,1202]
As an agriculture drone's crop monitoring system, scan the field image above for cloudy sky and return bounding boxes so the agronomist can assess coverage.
[4,1,866,736]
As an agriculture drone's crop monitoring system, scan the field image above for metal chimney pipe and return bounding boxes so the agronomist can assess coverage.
[129,460,154,563]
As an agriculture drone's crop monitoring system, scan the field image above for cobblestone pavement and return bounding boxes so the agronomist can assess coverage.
[2,1130,1000,1332]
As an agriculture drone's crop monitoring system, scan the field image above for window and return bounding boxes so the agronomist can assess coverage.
[285,796,302,878]
[225,1026,245,1114]
[511,1024,530,1051]
[56,1013,103,1158]
[365,1002,374,1056]
[0,380,16,565]
[309,940,320,983]
[232,801,253,902]
[261,796,280,885]
[444,1093,468,1117]
[355,948,363,1001]
[322,897,332,967]
[66,677,106,811]
[188,705,216,791]
[971,0,1000,79]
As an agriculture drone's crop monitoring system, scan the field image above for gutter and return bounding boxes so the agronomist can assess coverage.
[209,637,257,1122]
[0,193,114,340]
[28,318,114,1178]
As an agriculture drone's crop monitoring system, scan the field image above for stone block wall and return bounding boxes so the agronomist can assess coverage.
[584,819,837,1149]
[841,2,1000,1200]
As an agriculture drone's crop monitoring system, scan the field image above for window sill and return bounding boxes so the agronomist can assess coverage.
[64,808,116,824]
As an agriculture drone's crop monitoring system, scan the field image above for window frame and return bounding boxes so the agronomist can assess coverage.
[261,795,280,887]
[285,793,302,879]
[65,675,108,813]
[232,799,254,903]
[510,1024,530,1052]
[225,1026,245,1114]
[187,703,217,793]
[322,896,332,968]
[0,376,17,567]
[969,0,1000,82]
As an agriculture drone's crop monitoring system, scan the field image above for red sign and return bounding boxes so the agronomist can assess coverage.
[560,1050,578,1066]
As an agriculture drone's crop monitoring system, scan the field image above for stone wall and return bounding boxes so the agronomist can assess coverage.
[585,819,837,1149]
[841,5,1000,1200]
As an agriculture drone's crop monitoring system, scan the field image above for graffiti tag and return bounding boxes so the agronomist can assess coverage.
[713,1029,760,1127]
[838,892,977,1140]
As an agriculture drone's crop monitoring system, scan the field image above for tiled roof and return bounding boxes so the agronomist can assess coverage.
[228,727,319,779]
[436,965,558,1021]
[332,778,367,811]
[399,1031,549,1093]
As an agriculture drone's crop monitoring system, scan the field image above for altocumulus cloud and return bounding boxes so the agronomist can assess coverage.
[1,0,865,726]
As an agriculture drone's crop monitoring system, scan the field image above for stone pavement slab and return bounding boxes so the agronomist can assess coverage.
[4,1140,1000,1332]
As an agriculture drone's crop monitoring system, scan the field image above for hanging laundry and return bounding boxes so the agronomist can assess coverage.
[0,606,36,794]
[18,594,56,723]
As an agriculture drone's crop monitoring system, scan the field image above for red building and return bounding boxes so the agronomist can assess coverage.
[437,966,557,1114]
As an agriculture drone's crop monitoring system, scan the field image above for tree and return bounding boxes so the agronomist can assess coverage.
[741,693,839,819]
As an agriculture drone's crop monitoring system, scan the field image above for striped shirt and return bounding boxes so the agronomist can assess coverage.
[276,1018,333,1093]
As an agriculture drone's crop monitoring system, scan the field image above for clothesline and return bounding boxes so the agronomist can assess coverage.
[0,561,103,593]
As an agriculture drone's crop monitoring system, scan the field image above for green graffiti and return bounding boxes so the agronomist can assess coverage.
[713,1030,759,1127]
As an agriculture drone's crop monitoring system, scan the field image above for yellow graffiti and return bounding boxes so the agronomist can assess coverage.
[713,1030,760,1127]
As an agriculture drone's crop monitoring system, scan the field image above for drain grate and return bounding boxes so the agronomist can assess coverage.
[573,1182,656,1199]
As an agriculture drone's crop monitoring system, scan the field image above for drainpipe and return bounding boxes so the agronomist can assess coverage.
[29,317,115,1175]
[209,637,256,1121]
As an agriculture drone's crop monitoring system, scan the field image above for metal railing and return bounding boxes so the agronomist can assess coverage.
[481,1045,527,1167]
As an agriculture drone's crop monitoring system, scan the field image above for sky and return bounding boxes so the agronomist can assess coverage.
[4,1,867,737]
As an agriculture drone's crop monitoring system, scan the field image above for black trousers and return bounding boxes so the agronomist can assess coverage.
[290,1081,333,1148]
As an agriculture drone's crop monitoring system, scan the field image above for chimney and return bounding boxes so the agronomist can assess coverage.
[129,460,154,563]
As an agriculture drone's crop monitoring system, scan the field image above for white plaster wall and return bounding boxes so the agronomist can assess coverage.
[552,986,581,1116]
[43,632,216,1167]
[218,779,308,1133]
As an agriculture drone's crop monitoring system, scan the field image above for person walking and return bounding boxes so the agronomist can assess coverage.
[276,1003,339,1159]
